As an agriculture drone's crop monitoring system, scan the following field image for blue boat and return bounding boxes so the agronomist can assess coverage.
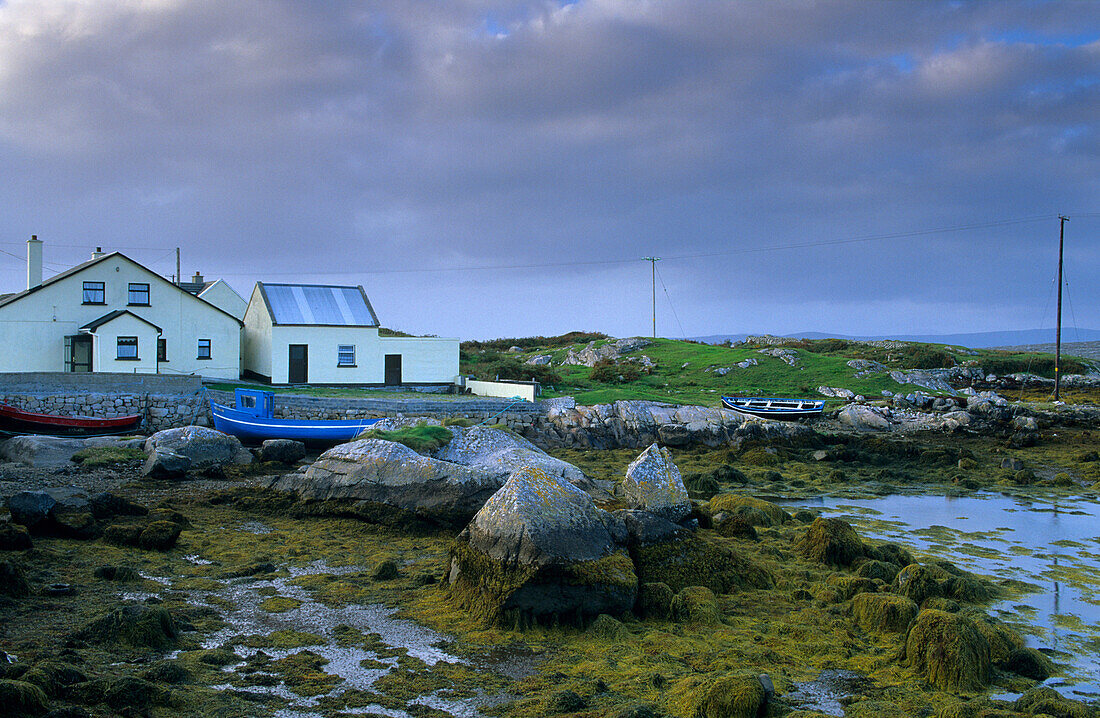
[721,396,825,421]
[210,388,380,444]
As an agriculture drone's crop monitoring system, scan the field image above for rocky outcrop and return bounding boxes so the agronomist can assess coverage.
[619,444,691,522]
[757,347,799,366]
[818,386,855,399]
[837,404,892,431]
[540,398,816,450]
[561,337,651,367]
[525,354,552,366]
[433,426,590,489]
[143,427,252,478]
[0,435,144,469]
[268,438,502,527]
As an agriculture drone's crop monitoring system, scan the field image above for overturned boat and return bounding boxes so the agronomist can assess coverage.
[721,396,825,421]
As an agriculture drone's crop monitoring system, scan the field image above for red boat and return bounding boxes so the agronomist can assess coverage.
[0,403,143,436]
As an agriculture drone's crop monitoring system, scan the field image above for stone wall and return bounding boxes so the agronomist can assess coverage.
[1,391,207,432]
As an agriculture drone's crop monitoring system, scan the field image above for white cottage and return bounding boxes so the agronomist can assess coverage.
[241,282,458,385]
[0,238,242,379]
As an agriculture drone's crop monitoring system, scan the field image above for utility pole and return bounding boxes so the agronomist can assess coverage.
[1054,215,1069,401]
[175,247,181,286]
[641,257,661,338]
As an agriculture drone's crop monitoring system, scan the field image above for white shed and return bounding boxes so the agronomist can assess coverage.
[241,282,458,385]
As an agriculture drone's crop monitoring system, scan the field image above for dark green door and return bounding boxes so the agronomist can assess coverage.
[384,354,402,385]
[288,345,308,384]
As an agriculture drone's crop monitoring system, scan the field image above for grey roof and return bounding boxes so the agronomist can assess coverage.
[257,283,380,327]
[81,309,162,334]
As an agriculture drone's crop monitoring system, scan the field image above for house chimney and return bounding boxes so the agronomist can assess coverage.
[91,246,105,259]
[26,235,43,289]
[192,272,204,284]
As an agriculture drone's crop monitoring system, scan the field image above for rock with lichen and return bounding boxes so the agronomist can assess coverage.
[269,438,502,528]
[433,426,591,490]
[446,466,636,625]
[143,426,252,477]
[619,444,691,522]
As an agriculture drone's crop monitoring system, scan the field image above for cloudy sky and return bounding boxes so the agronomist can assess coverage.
[0,0,1097,340]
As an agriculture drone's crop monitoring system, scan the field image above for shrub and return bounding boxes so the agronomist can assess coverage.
[468,357,562,384]
[589,359,640,384]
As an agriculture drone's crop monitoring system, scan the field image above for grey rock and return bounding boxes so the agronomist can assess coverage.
[6,490,56,527]
[257,439,306,464]
[433,426,590,489]
[561,337,652,367]
[758,673,775,700]
[142,450,192,479]
[464,466,619,566]
[0,435,145,469]
[620,444,691,522]
[1001,457,1024,471]
[837,404,892,431]
[1012,416,1039,432]
[525,354,552,366]
[811,449,830,461]
[269,438,501,527]
[143,427,252,473]
[617,509,690,546]
[818,386,855,399]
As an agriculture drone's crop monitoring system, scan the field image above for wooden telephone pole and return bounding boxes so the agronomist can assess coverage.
[642,257,661,338]
[1054,215,1068,401]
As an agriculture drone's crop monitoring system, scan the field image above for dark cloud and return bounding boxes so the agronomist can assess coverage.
[0,0,1097,338]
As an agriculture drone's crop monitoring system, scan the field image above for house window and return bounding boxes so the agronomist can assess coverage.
[157,338,167,362]
[116,336,138,360]
[128,283,150,305]
[197,338,211,360]
[82,281,105,304]
[337,344,356,367]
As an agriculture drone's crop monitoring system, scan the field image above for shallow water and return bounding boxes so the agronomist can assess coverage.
[785,492,1100,699]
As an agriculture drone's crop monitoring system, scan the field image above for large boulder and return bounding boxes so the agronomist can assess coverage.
[0,435,144,469]
[268,438,501,527]
[619,444,691,523]
[447,466,636,625]
[6,491,56,528]
[903,609,991,691]
[257,439,306,464]
[837,404,892,431]
[143,427,252,476]
[433,426,590,489]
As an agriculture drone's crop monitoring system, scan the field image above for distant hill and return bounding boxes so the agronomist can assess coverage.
[691,328,1100,349]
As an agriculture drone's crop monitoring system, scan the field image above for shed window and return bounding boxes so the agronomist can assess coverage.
[337,345,356,367]
[197,339,211,360]
[116,336,138,360]
[128,283,150,305]
[82,281,105,304]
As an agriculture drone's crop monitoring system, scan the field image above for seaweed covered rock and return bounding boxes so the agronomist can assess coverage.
[969,614,1024,665]
[714,513,758,540]
[0,560,30,597]
[854,559,900,583]
[1003,647,1054,681]
[0,523,32,551]
[893,563,992,605]
[638,582,674,620]
[447,466,636,624]
[904,609,991,691]
[143,426,252,477]
[619,444,691,522]
[634,535,771,595]
[75,605,179,649]
[269,438,502,528]
[851,593,918,633]
[797,517,865,567]
[669,673,768,718]
[433,426,591,490]
[19,662,87,698]
[709,494,790,527]
[0,679,48,717]
[103,676,168,710]
[103,511,187,552]
[670,586,721,625]
[1013,686,1089,717]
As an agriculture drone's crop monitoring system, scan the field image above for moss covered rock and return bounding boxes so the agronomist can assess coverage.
[904,609,991,691]
[18,663,87,698]
[714,514,758,540]
[638,582,674,620]
[893,563,992,606]
[668,673,766,718]
[708,494,789,527]
[634,535,771,594]
[854,559,900,583]
[797,518,865,567]
[0,679,48,717]
[851,593,918,633]
[76,605,179,649]
[670,586,721,625]
[1013,686,1089,717]
[968,614,1024,665]
[826,575,877,600]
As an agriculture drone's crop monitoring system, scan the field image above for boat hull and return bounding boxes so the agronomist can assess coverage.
[0,403,143,436]
[721,396,824,421]
[210,401,380,444]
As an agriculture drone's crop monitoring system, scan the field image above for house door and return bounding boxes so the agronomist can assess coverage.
[288,345,308,384]
[384,354,402,385]
[64,335,93,372]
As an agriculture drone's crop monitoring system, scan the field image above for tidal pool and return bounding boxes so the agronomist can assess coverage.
[784,492,1100,699]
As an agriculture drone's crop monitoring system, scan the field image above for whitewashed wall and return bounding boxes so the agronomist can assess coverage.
[89,312,159,374]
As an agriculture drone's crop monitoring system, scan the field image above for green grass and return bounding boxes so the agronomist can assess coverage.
[358,424,454,453]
